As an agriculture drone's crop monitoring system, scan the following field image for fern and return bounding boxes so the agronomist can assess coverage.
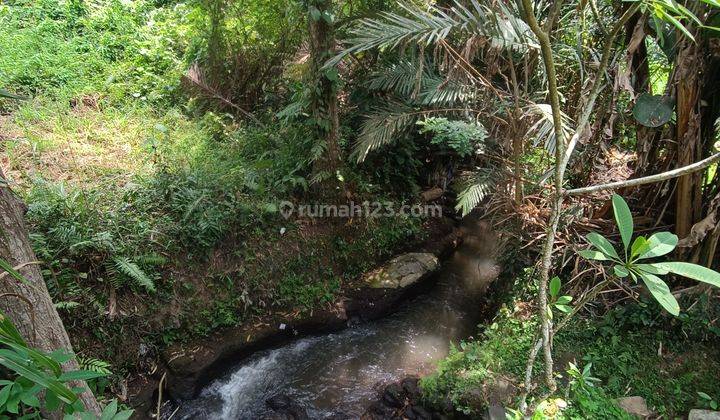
[368,57,475,106]
[419,76,476,105]
[111,256,156,293]
[78,357,112,375]
[54,301,80,310]
[455,171,495,216]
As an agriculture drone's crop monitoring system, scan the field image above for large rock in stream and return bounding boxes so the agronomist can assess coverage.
[365,253,439,289]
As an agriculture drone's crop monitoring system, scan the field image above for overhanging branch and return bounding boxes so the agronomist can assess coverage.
[565,152,720,196]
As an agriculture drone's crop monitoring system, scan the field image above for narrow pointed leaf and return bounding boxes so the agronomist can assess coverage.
[612,194,633,251]
[639,273,680,316]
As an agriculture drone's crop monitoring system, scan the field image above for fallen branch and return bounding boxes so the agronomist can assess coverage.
[565,152,720,196]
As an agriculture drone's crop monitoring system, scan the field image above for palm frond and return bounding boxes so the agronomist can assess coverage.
[326,0,536,68]
[112,256,156,293]
[352,102,418,163]
[419,76,476,105]
[454,170,495,216]
[368,57,476,106]
[523,103,574,155]
[367,58,430,97]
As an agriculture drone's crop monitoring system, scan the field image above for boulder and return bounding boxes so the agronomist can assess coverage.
[365,253,439,289]
[265,394,309,420]
[617,396,651,418]
[689,410,720,420]
[421,188,444,202]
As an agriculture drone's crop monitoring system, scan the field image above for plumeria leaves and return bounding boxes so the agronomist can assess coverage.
[577,194,720,317]
[612,194,634,252]
[548,276,573,314]
[639,272,680,316]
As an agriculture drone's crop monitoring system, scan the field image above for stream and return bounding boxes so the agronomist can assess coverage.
[172,220,499,419]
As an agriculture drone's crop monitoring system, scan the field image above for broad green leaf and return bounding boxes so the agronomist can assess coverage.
[0,385,11,406]
[100,399,118,420]
[698,391,712,400]
[309,6,321,21]
[630,236,650,260]
[45,389,61,412]
[638,232,678,259]
[635,263,669,275]
[556,295,572,305]
[632,94,674,127]
[549,276,561,298]
[578,250,610,261]
[639,273,680,316]
[586,232,621,260]
[653,262,720,288]
[112,409,134,420]
[555,304,572,313]
[612,194,633,252]
[19,389,40,407]
[614,265,630,277]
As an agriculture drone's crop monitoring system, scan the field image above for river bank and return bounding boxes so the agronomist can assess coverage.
[146,216,503,419]
[126,215,463,417]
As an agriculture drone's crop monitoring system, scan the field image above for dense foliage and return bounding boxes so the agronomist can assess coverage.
[1,0,720,417]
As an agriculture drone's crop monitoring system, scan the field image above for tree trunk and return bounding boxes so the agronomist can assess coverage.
[674,39,703,239]
[0,168,101,415]
[308,0,343,197]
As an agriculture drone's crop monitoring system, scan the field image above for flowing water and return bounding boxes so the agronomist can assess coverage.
[174,220,499,419]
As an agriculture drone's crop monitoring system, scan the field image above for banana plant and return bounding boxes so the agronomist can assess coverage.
[578,194,720,316]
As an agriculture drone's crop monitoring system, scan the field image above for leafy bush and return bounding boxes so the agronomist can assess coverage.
[417,117,488,158]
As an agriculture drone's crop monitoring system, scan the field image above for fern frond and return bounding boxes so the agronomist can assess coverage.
[78,357,112,375]
[352,102,418,163]
[112,256,156,293]
[54,301,80,310]
[454,171,495,216]
[523,103,574,155]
